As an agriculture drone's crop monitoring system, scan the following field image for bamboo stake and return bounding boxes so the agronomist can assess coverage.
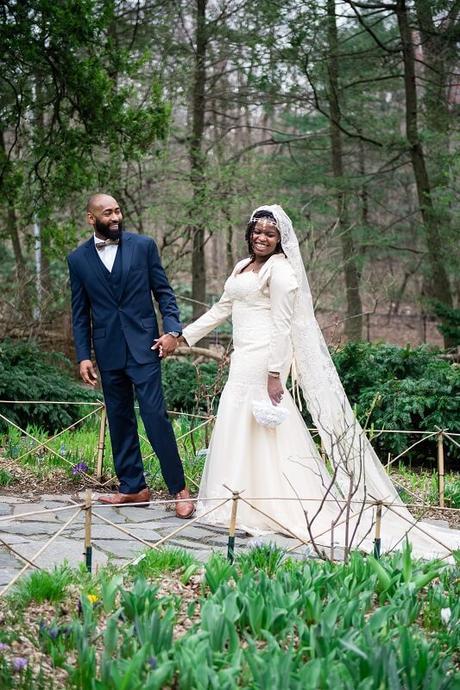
[95,405,107,481]
[437,432,445,508]
[227,491,240,563]
[373,502,382,558]
[0,508,82,597]
[444,431,460,450]
[384,430,438,469]
[330,521,335,562]
[84,490,93,572]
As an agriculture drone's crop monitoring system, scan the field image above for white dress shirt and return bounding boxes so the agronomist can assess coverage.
[94,234,118,273]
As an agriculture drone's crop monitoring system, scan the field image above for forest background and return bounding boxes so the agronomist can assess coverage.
[1,0,459,359]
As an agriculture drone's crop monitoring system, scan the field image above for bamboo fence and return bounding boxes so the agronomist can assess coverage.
[0,399,459,593]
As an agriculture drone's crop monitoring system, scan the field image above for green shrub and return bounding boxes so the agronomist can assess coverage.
[430,300,460,347]
[332,343,460,461]
[11,565,74,608]
[0,339,99,433]
[162,358,224,414]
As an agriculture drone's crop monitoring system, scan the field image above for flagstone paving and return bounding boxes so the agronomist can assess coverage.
[0,494,313,587]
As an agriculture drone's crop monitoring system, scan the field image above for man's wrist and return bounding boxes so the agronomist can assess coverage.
[268,371,280,379]
[166,331,181,339]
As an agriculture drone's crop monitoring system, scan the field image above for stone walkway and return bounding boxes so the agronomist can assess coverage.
[0,494,310,587]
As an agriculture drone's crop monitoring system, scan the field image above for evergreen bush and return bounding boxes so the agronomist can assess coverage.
[164,343,459,463]
[333,343,460,461]
[0,339,99,433]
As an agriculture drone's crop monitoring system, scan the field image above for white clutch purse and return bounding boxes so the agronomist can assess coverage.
[252,401,289,428]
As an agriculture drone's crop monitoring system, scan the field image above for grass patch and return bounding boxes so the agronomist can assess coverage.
[0,414,209,491]
[128,547,199,582]
[0,468,15,487]
[10,564,74,609]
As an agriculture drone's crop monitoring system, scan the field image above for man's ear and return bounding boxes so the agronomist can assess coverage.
[87,211,95,227]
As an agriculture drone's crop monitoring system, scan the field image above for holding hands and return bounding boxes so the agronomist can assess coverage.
[151,333,180,359]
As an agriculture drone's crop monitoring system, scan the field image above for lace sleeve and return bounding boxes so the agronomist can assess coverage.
[182,290,233,347]
[267,260,298,372]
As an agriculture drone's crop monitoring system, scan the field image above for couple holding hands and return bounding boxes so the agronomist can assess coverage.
[68,194,460,558]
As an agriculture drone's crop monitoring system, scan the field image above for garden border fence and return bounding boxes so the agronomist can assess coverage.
[0,399,459,595]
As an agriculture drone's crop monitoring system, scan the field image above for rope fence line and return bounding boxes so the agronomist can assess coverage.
[1,401,458,499]
[1,486,459,595]
[1,399,459,591]
[0,409,103,486]
[3,494,460,526]
[1,399,458,505]
[0,508,82,598]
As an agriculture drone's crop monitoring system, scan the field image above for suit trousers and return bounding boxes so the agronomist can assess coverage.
[100,351,185,495]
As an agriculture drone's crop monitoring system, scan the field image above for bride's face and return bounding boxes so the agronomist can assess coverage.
[251,219,280,259]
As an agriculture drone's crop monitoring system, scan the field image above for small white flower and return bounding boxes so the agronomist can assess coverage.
[441,607,451,625]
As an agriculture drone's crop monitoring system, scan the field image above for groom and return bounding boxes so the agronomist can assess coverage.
[67,193,193,518]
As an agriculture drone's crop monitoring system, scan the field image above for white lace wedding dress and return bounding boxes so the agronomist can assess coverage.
[183,254,460,559]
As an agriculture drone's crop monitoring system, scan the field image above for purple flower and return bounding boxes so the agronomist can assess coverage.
[72,462,89,476]
[0,642,9,651]
[147,656,157,669]
[12,657,28,672]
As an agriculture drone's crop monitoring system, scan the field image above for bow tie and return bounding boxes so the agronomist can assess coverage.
[95,239,119,251]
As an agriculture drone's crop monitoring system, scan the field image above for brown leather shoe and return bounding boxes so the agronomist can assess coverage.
[97,487,151,506]
[174,487,195,519]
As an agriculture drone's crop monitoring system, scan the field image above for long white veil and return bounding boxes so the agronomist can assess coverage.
[251,204,460,559]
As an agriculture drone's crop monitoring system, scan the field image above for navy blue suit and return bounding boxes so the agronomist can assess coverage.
[67,231,185,494]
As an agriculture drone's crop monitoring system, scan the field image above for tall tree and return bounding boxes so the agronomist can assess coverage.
[326,0,363,340]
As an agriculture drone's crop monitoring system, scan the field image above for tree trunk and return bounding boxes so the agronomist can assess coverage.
[1,134,26,285]
[326,0,363,341]
[33,77,52,306]
[396,0,454,347]
[189,0,207,319]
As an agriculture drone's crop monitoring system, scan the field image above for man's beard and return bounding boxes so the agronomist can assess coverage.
[95,218,123,241]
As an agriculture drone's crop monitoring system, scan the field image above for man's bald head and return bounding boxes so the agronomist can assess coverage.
[87,193,123,240]
[87,193,119,213]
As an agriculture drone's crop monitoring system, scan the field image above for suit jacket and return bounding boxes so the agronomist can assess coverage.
[67,231,182,370]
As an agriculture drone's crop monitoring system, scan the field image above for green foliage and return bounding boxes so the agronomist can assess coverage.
[237,542,287,577]
[431,301,460,347]
[0,655,52,690]
[162,359,223,414]
[0,339,99,433]
[128,547,199,582]
[1,0,170,216]
[332,343,460,460]
[4,549,460,689]
[0,468,14,487]
[11,564,74,609]
[65,551,460,687]
[203,553,237,594]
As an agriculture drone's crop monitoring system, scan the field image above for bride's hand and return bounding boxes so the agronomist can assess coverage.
[267,376,284,406]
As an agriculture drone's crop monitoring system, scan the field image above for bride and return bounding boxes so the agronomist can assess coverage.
[181,204,460,560]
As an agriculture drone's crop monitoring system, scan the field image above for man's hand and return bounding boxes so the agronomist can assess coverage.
[79,360,98,386]
[151,333,178,359]
[267,376,284,405]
